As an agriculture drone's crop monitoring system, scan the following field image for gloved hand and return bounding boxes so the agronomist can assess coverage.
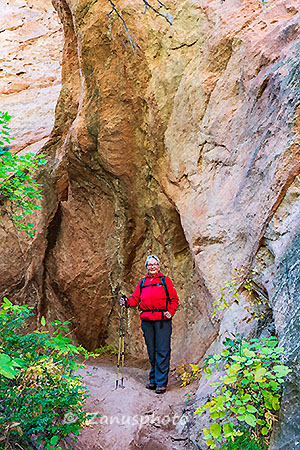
[120,294,127,306]
[164,311,172,319]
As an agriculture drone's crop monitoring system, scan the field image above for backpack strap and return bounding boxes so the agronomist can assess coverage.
[160,276,171,310]
[139,276,171,324]
[140,277,146,292]
[140,276,170,307]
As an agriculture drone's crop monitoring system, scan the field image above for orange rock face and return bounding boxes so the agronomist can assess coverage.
[1,0,300,374]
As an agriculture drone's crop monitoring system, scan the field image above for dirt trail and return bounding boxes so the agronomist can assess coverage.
[71,356,199,450]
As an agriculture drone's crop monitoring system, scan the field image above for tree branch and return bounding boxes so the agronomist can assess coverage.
[142,0,172,25]
[106,0,172,53]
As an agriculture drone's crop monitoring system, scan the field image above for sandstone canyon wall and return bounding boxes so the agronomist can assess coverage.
[0,0,300,448]
[0,0,63,327]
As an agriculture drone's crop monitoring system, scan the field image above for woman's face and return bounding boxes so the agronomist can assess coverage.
[147,258,160,277]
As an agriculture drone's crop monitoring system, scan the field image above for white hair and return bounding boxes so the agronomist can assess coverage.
[145,254,160,268]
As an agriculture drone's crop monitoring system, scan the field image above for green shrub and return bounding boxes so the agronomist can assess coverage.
[195,334,291,449]
[0,297,96,450]
[0,111,46,237]
[92,345,118,357]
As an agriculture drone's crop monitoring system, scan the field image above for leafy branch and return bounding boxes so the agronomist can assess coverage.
[195,334,291,449]
[0,112,47,237]
[0,298,100,450]
[212,269,270,323]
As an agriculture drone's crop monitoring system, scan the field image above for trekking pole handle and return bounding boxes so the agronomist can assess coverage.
[120,294,127,306]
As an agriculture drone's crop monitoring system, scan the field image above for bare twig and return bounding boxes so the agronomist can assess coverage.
[106,0,139,53]
[106,0,172,53]
[142,0,172,24]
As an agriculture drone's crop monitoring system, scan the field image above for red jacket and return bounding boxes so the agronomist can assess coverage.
[126,272,179,321]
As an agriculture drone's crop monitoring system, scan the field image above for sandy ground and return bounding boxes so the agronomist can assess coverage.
[70,355,199,450]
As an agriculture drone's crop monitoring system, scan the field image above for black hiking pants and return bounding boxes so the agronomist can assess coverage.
[141,319,172,387]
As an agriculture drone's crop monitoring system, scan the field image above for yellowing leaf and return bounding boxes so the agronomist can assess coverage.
[223,422,233,436]
[223,375,237,385]
[243,348,256,358]
[255,367,266,382]
[228,363,241,375]
[210,423,221,439]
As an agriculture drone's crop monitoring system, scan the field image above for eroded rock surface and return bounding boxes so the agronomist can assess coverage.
[0,0,63,153]
[268,228,300,450]
[38,0,300,358]
[0,0,63,323]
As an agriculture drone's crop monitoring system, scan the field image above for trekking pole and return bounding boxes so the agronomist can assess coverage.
[116,295,126,389]
[120,305,126,387]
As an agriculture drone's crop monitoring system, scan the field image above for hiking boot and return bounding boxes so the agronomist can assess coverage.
[155,386,167,394]
[146,383,156,390]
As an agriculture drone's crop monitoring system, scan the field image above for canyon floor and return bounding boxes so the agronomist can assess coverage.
[72,355,199,450]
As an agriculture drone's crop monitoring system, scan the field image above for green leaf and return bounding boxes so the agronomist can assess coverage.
[50,436,59,445]
[273,365,291,377]
[11,357,27,367]
[257,418,266,425]
[246,405,258,413]
[209,423,221,439]
[204,433,212,440]
[237,415,245,421]
[262,427,269,435]
[231,355,246,362]
[261,347,272,355]
[269,380,280,391]
[0,365,16,379]
[0,353,11,364]
[222,422,233,436]
[264,394,273,409]
[245,414,256,427]
[272,396,280,411]
[266,339,278,348]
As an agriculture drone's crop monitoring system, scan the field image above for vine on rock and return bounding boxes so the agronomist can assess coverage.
[195,334,291,449]
[212,268,269,323]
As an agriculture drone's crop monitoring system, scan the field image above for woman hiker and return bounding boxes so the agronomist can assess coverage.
[120,255,179,394]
